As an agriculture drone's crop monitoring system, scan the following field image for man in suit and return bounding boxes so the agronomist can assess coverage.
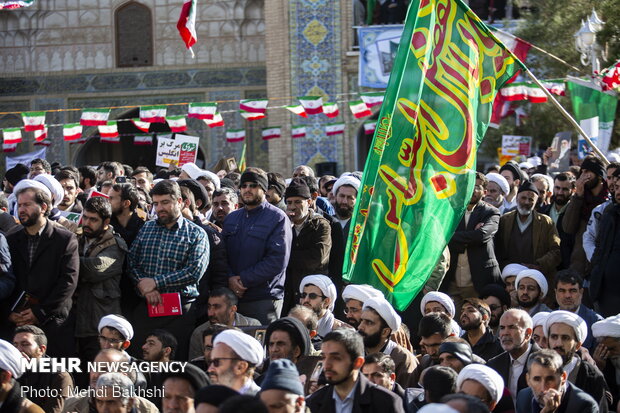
[495,180,561,280]
[306,329,404,413]
[516,349,599,413]
[444,172,501,312]
[487,308,539,402]
[6,183,79,357]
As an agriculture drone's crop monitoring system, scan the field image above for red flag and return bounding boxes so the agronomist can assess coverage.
[177,0,197,53]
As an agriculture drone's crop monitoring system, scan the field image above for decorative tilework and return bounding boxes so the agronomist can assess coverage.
[289,0,343,170]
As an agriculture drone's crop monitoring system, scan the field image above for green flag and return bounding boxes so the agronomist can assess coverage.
[238,143,247,172]
[343,0,524,311]
[567,78,617,157]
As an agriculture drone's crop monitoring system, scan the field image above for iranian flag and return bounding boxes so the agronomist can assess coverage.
[3,128,22,144]
[291,125,306,138]
[500,80,566,103]
[262,126,281,140]
[240,111,266,121]
[140,105,167,123]
[98,121,119,139]
[34,128,47,142]
[285,105,308,118]
[226,129,246,142]
[132,119,151,133]
[363,121,377,135]
[70,136,87,145]
[349,100,373,118]
[100,135,120,144]
[134,135,153,145]
[167,116,187,133]
[33,139,51,147]
[188,102,217,119]
[239,99,269,113]
[325,123,345,136]
[3,143,17,153]
[298,96,323,115]
[177,0,197,52]
[323,102,340,118]
[63,123,83,141]
[80,108,110,126]
[360,92,385,107]
[21,111,46,131]
[204,113,225,128]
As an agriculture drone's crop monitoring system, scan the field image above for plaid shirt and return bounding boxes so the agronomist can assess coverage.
[129,216,209,298]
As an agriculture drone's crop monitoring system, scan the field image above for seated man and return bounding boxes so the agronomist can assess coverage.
[421,291,461,335]
[208,329,264,395]
[161,364,210,413]
[516,349,598,413]
[456,364,506,412]
[438,339,474,373]
[500,263,528,307]
[299,274,350,337]
[188,287,260,360]
[93,373,135,413]
[532,312,550,349]
[264,317,312,364]
[14,325,73,413]
[459,298,502,361]
[341,284,382,329]
[361,353,406,402]
[515,269,551,316]
[418,312,454,373]
[259,359,306,413]
[0,339,44,412]
[592,316,620,411]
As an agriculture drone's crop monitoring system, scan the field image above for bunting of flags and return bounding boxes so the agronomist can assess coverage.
[325,122,345,136]
[363,121,376,135]
[21,112,45,131]
[188,102,217,119]
[291,125,306,138]
[98,121,120,143]
[166,116,187,133]
[286,105,308,118]
[360,92,384,107]
[34,128,47,142]
[261,126,281,140]
[177,0,197,55]
[3,128,22,144]
[348,100,373,118]
[134,135,153,145]
[132,119,151,133]
[80,108,110,126]
[140,105,167,123]
[240,111,266,121]
[298,96,323,115]
[322,102,340,118]
[204,113,225,128]
[63,123,82,141]
[240,99,269,114]
[3,143,17,153]
[500,81,566,103]
[226,129,245,142]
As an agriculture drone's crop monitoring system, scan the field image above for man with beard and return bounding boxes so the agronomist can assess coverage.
[495,181,561,279]
[207,329,264,395]
[444,172,501,312]
[341,284,383,329]
[459,298,502,361]
[487,309,538,401]
[544,311,609,412]
[109,183,145,248]
[188,288,260,360]
[6,183,78,357]
[479,284,511,336]
[306,329,404,413]
[499,161,523,212]
[358,296,418,388]
[75,197,127,364]
[55,169,82,213]
[129,180,209,361]
[142,329,177,363]
[264,316,312,363]
[298,275,350,337]
[563,155,609,274]
[515,269,551,316]
[266,172,287,211]
[540,172,576,269]
[485,172,510,214]
[500,263,527,308]
[516,350,598,413]
[592,316,620,411]
[554,270,602,352]
[210,188,238,229]
[222,168,292,324]
[417,312,453,373]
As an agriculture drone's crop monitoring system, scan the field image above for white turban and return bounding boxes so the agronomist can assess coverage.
[457,364,505,406]
[213,329,264,365]
[420,291,455,318]
[300,275,337,312]
[33,174,64,208]
[332,174,360,197]
[592,315,620,339]
[531,173,554,195]
[98,314,134,341]
[418,404,459,413]
[543,310,588,345]
[13,179,52,203]
[532,312,550,329]
[0,339,24,378]
[486,173,509,195]
[500,263,528,281]
[202,170,221,190]
[516,269,548,298]
[519,161,534,170]
[363,296,401,332]
[181,163,220,189]
[342,284,382,304]
[450,319,462,337]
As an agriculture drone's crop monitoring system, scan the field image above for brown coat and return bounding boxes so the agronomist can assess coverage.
[495,210,561,277]
[387,341,419,388]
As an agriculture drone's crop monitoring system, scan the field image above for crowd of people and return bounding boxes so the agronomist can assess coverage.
[0,151,619,413]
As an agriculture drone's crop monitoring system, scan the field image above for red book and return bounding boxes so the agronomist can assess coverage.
[147,293,183,317]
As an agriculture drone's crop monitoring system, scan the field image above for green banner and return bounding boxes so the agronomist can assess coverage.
[567,79,617,156]
[343,0,524,311]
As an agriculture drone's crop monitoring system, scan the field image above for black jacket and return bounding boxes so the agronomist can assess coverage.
[540,202,575,270]
[516,381,599,413]
[487,342,541,400]
[307,373,405,413]
[571,356,609,413]
[443,201,501,294]
[590,203,619,302]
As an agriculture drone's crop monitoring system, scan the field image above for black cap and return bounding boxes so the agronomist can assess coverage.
[267,173,286,197]
[161,363,210,392]
[581,155,605,179]
[479,284,511,307]
[518,180,539,196]
[178,179,209,208]
[4,164,29,186]
[219,178,237,190]
[240,170,268,192]
[195,385,239,407]
[284,178,312,200]
[500,161,522,182]
[438,341,473,366]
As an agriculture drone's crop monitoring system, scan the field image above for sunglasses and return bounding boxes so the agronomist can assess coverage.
[209,357,241,367]
[240,183,259,189]
[298,292,326,300]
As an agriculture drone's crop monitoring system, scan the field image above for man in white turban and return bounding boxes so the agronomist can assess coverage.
[208,329,264,395]
[420,291,461,336]
[485,172,510,213]
[592,315,620,409]
[501,263,528,307]
[516,269,551,316]
[456,364,505,411]
[299,275,350,337]
[544,311,608,410]
[0,339,43,411]
[341,284,382,328]
[359,296,418,388]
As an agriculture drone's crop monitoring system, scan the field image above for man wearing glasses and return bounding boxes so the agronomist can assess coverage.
[299,274,350,338]
[222,168,292,324]
[207,329,264,395]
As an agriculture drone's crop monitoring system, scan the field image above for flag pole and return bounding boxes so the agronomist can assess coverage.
[523,68,610,165]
